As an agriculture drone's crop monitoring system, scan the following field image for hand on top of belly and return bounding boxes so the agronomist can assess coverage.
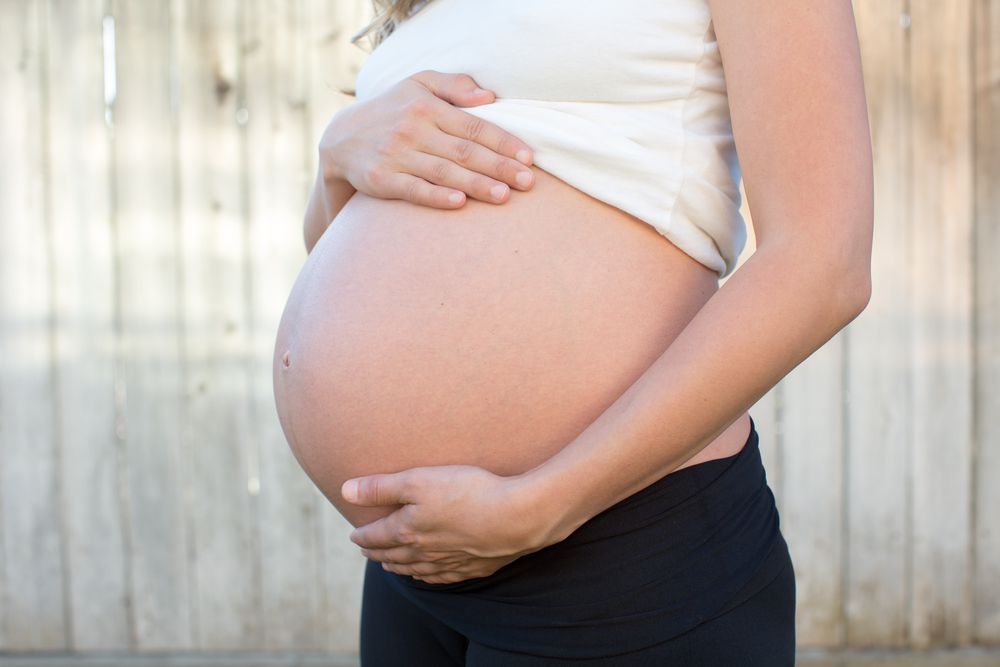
[341,464,553,584]
[322,70,535,210]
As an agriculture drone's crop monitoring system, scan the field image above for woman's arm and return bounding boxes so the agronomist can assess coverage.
[515,0,874,546]
[302,70,537,254]
[339,0,873,583]
[304,157,356,254]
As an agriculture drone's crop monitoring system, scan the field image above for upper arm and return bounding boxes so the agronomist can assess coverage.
[707,0,873,276]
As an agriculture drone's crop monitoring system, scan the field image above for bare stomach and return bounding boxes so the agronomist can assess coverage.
[272,166,752,528]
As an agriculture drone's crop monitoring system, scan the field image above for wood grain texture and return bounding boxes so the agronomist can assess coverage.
[782,330,848,647]
[113,0,194,649]
[908,0,975,648]
[245,0,326,650]
[0,0,997,657]
[45,0,131,650]
[175,0,260,649]
[0,0,68,651]
[845,0,911,648]
[972,0,1000,645]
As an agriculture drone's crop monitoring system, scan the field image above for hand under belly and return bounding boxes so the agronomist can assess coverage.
[272,167,745,528]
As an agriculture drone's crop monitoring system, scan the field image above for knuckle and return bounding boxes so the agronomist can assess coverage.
[463,115,487,142]
[403,98,432,119]
[493,154,511,179]
[494,134,516,157]
[402,476,421,501]
[398,527,420,547]
[430,159,450,184]
[454,139,475,165]
[404,178,423,203]
[361,476,381,503]
[388,119,417,143]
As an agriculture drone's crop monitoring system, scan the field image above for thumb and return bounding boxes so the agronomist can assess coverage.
[409,69,495,107]
[341,472,415,506]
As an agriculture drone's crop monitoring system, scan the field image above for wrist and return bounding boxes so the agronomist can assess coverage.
[319,106,355,184]
[319,145,348,185]
[504,464,593,551]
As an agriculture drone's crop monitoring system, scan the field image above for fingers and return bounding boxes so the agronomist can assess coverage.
[406,151,529,205]
[342,472,415,506]
[383,561,454,579]
[377,170,469,209]
[360,545,454,565]
[350,513,415,550]
[359,71,536,209]
[435,105,533,168]
[381,560,493,584]
[409,69,496,108]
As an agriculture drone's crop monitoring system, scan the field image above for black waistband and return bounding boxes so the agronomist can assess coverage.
[379,415,790,659]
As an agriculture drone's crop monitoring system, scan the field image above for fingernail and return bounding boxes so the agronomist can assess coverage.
[448,191,464,205]
[474,87,489,95]
[342,479,358,502]
[490,184,508,201]
[516,149,531,165]
[516,170,532,188]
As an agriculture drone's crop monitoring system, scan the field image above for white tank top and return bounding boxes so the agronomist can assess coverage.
[354,0,746,279]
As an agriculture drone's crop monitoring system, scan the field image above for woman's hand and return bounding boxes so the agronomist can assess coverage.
[321,70,536,210]
[341,465,556,584]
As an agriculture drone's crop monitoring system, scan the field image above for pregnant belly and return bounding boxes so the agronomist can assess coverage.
[273,166,751,528]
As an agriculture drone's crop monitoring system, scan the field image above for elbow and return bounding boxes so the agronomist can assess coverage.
[760,229,873,324]
[835,228,874,322]
[839,267,872,322]
[827,233,873,324]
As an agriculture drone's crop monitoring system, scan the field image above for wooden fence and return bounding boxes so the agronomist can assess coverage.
[0,0,997,660]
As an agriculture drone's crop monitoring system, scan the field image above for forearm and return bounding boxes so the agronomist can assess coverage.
[303,160,356,254]
[514,239,871,548]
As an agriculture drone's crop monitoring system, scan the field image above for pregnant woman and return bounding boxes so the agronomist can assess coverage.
[273,0,873,664]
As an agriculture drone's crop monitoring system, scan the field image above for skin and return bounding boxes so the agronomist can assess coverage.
[304,70,538,254]
[320,0,874,584]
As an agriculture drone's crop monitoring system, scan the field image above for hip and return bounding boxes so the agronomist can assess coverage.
[372,415,792,660]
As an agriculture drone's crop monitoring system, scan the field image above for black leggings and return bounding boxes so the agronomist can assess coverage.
[359,416,796,665]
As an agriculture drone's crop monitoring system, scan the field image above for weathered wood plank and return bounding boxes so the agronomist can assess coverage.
[175,0,260,649]
[908,0,975,648]
[45,0,131,650]
[972,0,1000,644]
[844,0,910,647]
[0,0,68,651]
[0,0,995,654]
[243,0,326,650]
[113,0,194,649]
[781,331,847,648]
